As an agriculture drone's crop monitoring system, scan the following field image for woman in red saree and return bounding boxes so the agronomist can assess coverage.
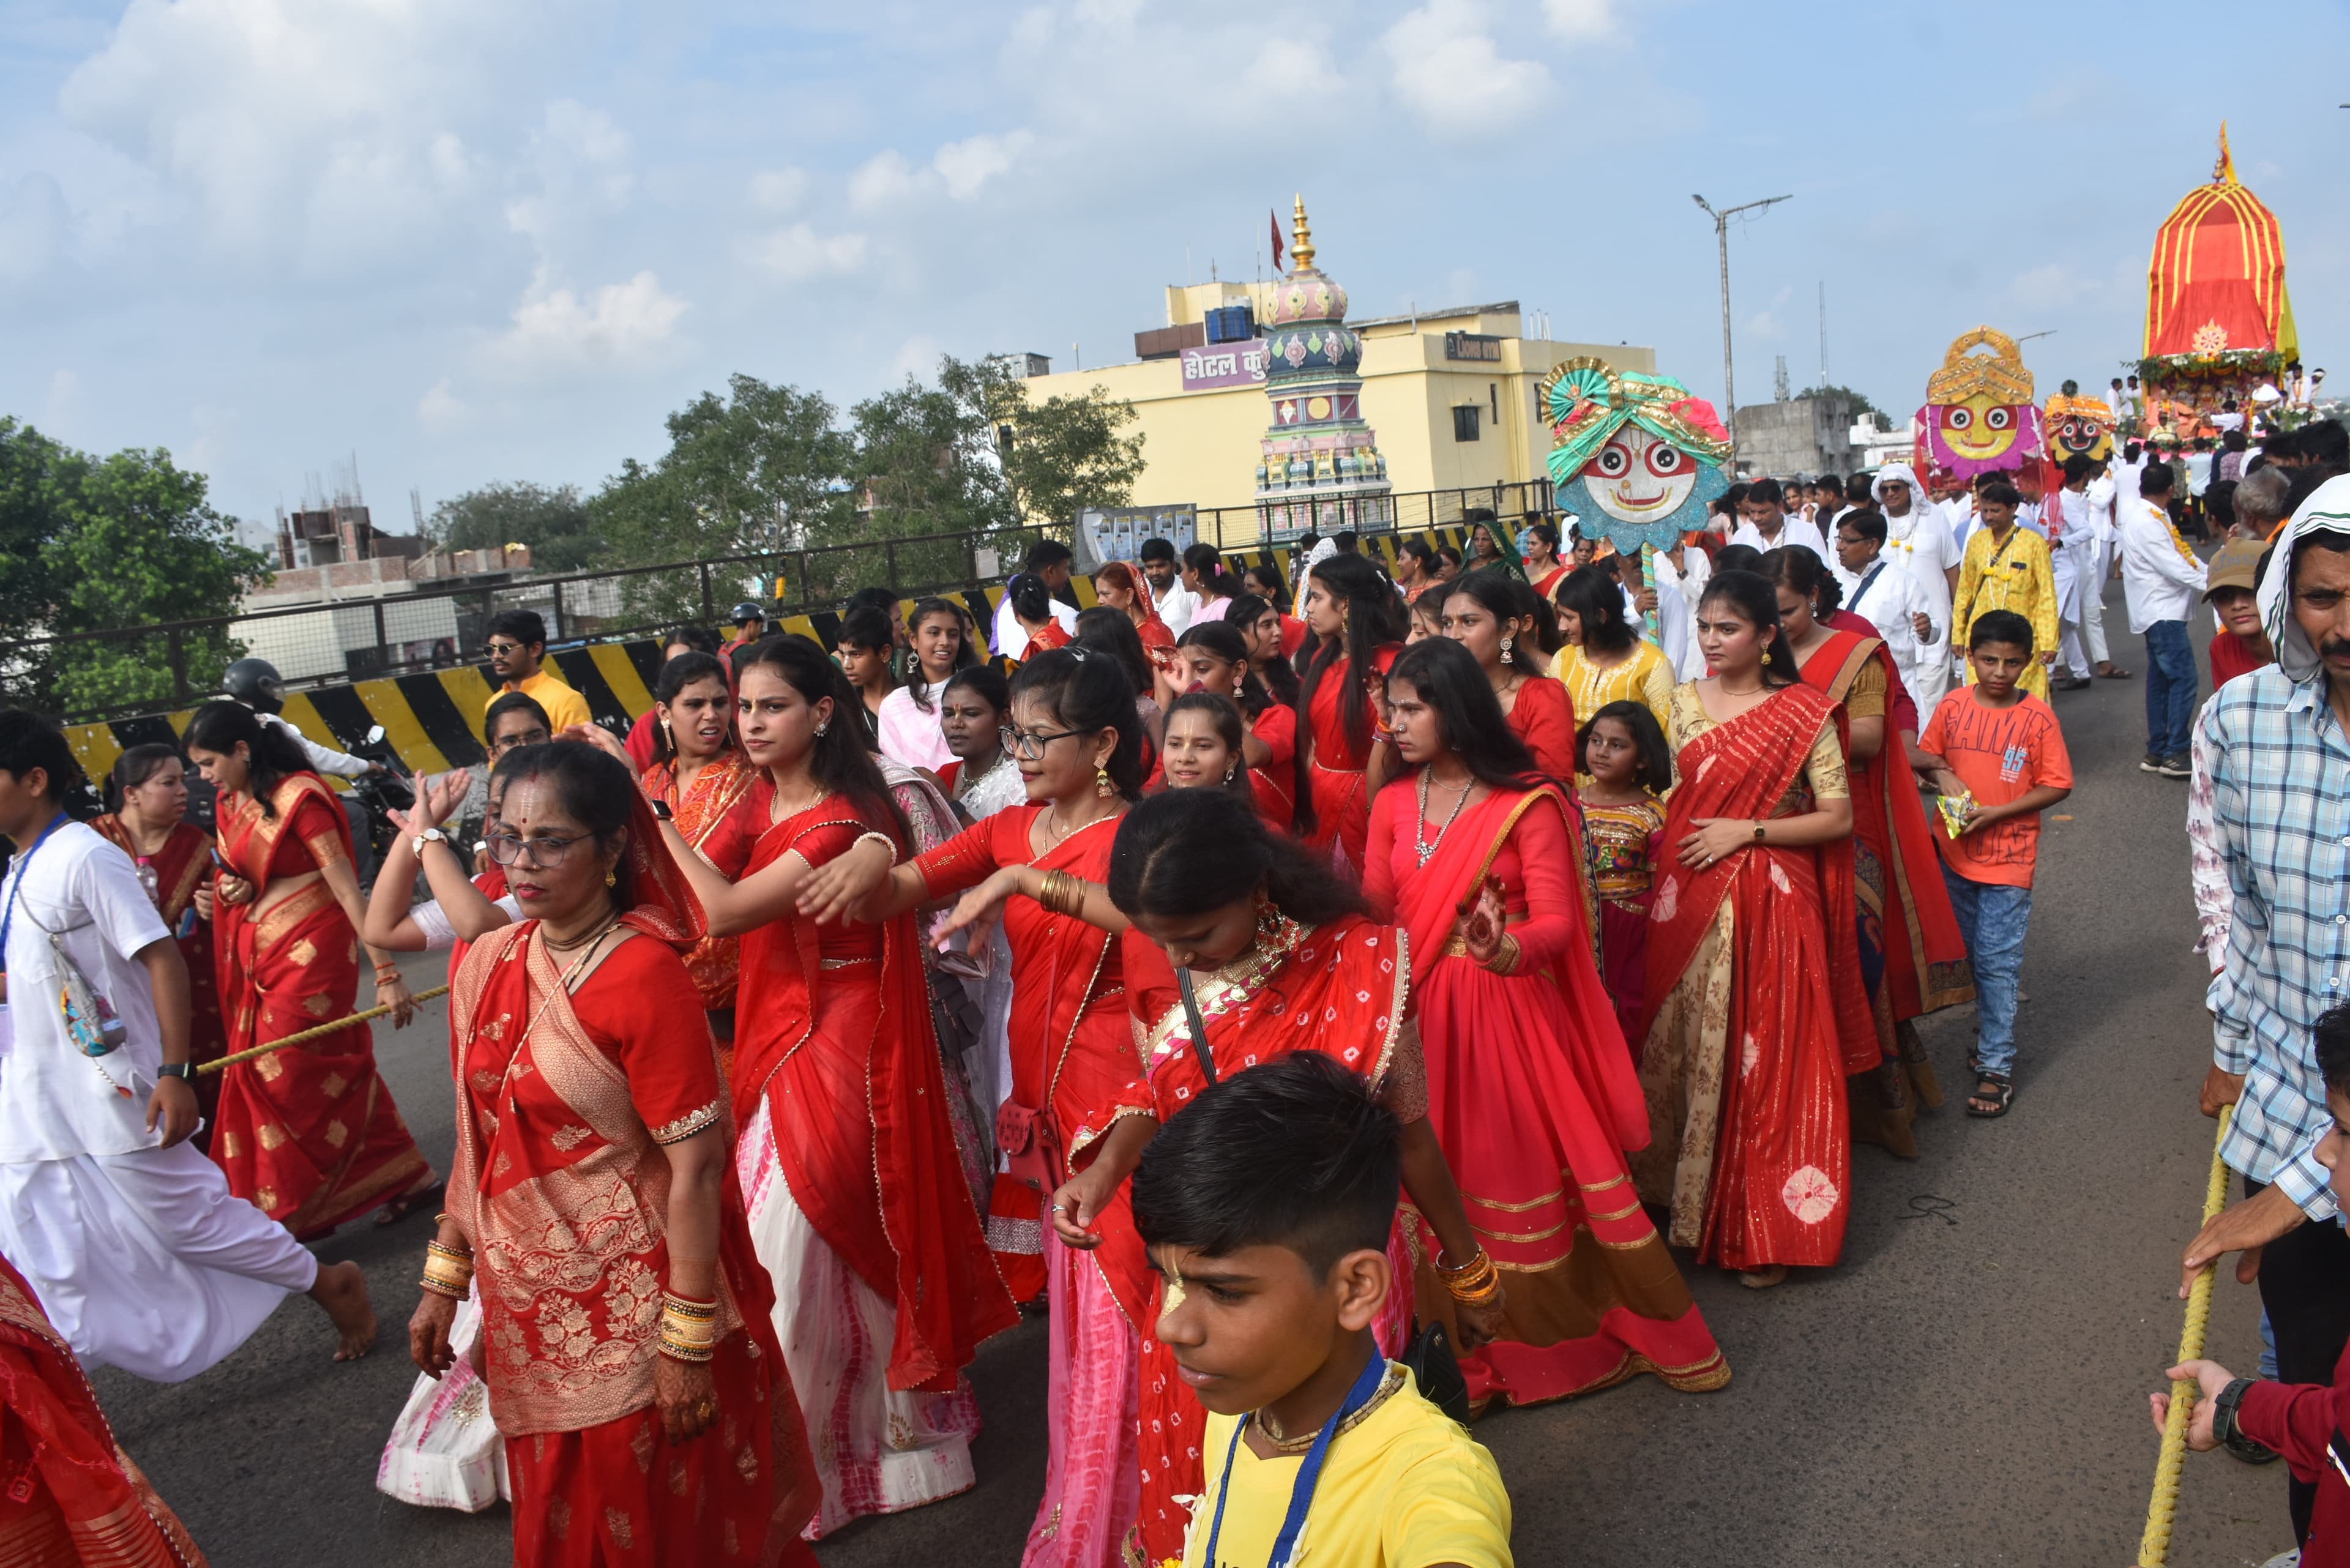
[1091,560,1177,670]
[0,1253,210,1567]
[916,788,1498,1566]
[182,703,434,1237]
[1523,519,1570,603]
[797,646,1151,1568]
[1438,570,1577,781]
[408,742,818,1567]
[579,638,1013,1540]
[637,650,761,1041]
[1765,550,1971,1155]
[1633,571,1878,1288]
[1291,553,1406,874]
[1172,621,1296,823]
[1010,573,1073,662]
[1366,638,1728,1408]
[91,745,228,1138]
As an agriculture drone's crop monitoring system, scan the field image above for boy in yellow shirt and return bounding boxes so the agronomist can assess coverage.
[1132,1052,1513,1568]
[1952,479,2059,700]
[482,608,591,733]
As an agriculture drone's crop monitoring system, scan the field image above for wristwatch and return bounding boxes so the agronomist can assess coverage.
[2213,1376,2273,1461]
[1751,821,1767,842]
[411,827,447,856]
[155,1062,195,1081]
[649,799,674,823]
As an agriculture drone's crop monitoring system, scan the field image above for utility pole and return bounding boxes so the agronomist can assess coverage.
[1692,192,1792,458]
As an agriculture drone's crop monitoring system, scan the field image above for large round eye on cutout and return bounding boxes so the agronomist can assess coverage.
[1985,406,2013,431]
[1588,441,1632,478]
[1646,444,1685,477]
[1944,406,1973,430]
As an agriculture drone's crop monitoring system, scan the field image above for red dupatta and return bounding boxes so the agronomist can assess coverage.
[1637,685,1877,1072]
[1071,916,1411,1326]
[1389,783,1644,1152]
[89,816,211,935]
[1796,632,1972,1017]
[729,799,1015,1394]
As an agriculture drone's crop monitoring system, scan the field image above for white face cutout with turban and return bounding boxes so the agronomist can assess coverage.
[2257,474,2350,685]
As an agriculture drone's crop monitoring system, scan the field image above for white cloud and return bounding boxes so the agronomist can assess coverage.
[744,225,870,283]
[54,0,520,262]
[848,150,920,212]
[1384,0,1551,137]
[890,335,943,381]
[934,131,1035,201]
[488,269,688,375]
[747,168,810,215]
[418,379,466,430]
[1542,0,1617,40]
[851,133,1039,211]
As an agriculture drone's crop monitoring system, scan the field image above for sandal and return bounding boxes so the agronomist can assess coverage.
[1737,1264,1789,1289]
[375,1178,446,1227]
[2097,663,2132,679]
[1966,1074,2013,1118]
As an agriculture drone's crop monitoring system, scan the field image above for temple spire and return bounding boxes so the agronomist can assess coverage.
[2214,121,2236,185]
[1290,193,1316,272]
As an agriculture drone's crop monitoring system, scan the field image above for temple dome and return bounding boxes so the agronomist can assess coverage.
[1267,195,1350,328]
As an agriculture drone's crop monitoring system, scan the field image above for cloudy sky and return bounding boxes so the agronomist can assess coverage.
[4,0,2346,542]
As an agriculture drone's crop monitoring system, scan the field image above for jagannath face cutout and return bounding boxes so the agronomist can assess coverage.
[2043,394,2116,465]
[1917,326,2044,479]
[1543,359,1731,553]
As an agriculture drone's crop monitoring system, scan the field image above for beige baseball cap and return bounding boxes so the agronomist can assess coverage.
[2203,536,2265,600]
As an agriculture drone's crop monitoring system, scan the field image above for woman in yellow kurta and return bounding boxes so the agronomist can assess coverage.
[1550,566,1675,737]
[1950,480,2058,700]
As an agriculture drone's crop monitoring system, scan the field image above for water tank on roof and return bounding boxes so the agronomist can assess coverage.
[1205,305,1256,344]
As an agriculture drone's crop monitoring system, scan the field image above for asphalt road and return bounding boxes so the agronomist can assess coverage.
[94,577,2299,1567]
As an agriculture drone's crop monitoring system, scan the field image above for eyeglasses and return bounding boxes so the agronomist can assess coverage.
[999,725,1084,760]
[488,729,551,755]
[483,640,527,657]
[484,831,594,868]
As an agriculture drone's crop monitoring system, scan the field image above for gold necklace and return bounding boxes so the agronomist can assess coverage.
[542,911,622,952]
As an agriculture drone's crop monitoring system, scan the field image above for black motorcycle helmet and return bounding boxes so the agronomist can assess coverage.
[729,601,767,629]
[222,657,285,714]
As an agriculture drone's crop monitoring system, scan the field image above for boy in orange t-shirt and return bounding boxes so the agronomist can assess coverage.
[1915,609,2074,1119]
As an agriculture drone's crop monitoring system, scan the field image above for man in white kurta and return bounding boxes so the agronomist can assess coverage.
[1870,463,1959,711]
[2048,459,2095,686]
[1727,478,1830,561]
[0,717,360,1380]
[1832,509,1938,736]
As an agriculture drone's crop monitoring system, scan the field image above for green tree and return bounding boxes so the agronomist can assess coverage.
[1797,383,1886,422]
[427,480,603,572]
[940,355,1147,529]
[0,418,270,717]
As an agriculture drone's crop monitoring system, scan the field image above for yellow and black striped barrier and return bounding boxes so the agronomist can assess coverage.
[62,527,1480,782]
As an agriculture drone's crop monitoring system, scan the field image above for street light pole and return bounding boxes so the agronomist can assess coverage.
[1692,192,1791,461]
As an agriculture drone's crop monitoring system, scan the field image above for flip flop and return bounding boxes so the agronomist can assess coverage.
[2098,665,2132,679]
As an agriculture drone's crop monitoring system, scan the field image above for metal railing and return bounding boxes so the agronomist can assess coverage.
[11,480,1553,725]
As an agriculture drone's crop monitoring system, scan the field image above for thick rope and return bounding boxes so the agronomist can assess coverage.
[2136,1104,2234,1568]
[195,985,452,1075]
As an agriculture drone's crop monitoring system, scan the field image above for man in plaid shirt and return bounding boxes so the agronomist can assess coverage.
[2184,474,2350,1548]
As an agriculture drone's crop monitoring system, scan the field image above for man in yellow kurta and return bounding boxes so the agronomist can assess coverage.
[1952,477,2059,699]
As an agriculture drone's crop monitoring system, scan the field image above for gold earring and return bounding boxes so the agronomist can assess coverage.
[604,867,617,887]
[1500,634,1515,665]
[1095,764,1114,798]
[1233,669,1247,698]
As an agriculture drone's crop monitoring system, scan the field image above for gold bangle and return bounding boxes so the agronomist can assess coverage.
[657,1291,720,1362]
[1434,1246,1502,1307]
[1038,868,1083,918]
[1482,934,1521,977]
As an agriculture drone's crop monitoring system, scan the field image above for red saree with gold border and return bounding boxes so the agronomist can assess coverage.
[1633,684,1878,1271]
[1371,782,1729,1409]
[0,1256,208,1568]
[447,847,817,1567]
[1070,914,1413,1565]
[641,749,759,1012]
[208,774,427,1234]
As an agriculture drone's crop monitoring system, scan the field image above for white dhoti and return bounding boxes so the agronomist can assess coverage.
[2052,542,2092,679]
[0,1141,317,1382]
[737,1096,980,1539]
[2081,538,2114,665]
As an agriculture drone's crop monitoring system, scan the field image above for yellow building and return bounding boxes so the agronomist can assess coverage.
[1023,266,1654,518]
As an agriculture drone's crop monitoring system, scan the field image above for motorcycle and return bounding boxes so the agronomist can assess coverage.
[341,725,415,889]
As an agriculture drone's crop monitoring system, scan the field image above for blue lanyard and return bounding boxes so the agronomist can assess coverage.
[1201,1352,1388,1568]
[0,814,70,975]
[1852,562,1886,610]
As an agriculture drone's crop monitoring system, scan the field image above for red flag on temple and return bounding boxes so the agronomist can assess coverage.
[1270,210,1283,274]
